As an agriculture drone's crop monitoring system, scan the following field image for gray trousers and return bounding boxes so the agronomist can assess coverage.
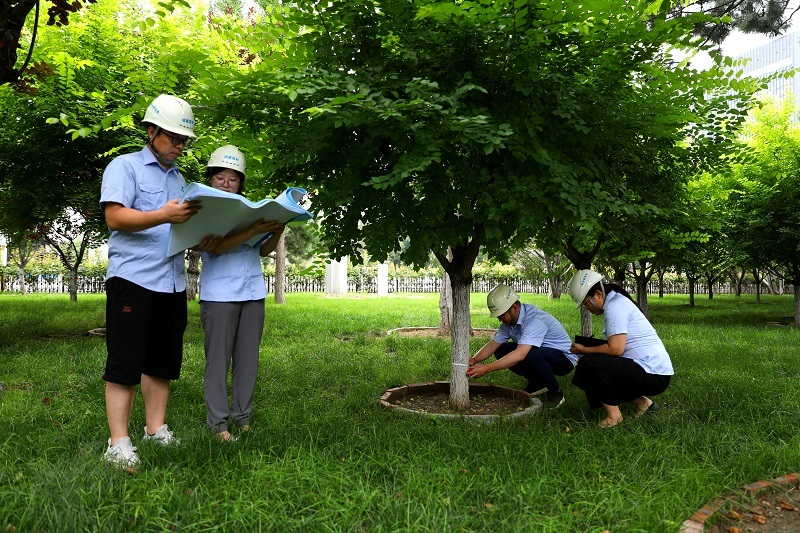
[199,299,265,433]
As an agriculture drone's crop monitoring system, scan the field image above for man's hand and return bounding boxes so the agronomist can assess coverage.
[161,199,202,224]
[466,364,489,379]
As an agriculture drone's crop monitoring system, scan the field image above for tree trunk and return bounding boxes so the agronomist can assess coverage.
[69,267,78,302]
[438,248,453,336]
[580,307,593,337]
[543,253,563,299]
[795,283,800,327]
[688,277,696,307]
[185,250,201,301]
[449,279,471,409]
[636,274,649,319]
[705,273,715,300]
[753,269,762,304]
[17,265,26,294]
[657,267,665,298]
[274,233,286,304]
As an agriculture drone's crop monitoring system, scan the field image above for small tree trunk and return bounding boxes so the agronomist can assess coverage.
[580,307,592,337]
[449,280,471,409]
[636,275,649,319]
[657,267,665,298]
[706,273,715,300]
[185,250,201,301]
[688,278,696,307]
[438,248,453,336]
[17,265,26,294]
[69,267,78,302]
[795,283,800,327]
[274,233,286,304]
[753,269,762,304]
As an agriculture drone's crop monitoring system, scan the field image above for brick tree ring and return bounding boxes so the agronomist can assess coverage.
[681,473,800,532]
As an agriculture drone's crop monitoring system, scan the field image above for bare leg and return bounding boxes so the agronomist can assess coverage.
[106,382,137,445]
[141,374,170,434]
[599,403,623,428]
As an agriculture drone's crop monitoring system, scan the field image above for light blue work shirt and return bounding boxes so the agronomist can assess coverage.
[100,146,187,293]
[603,291,674,375]
[199,245,267,302]
[493,303,578,366]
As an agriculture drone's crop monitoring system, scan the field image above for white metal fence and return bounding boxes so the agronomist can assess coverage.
[0,274,786,296]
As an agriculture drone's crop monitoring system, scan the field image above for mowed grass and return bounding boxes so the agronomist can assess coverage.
[1,291,798,532]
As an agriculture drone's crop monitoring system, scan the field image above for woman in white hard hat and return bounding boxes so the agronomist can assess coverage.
[467,284,578,408]
[198,145,285,442]
[567,269,673,428]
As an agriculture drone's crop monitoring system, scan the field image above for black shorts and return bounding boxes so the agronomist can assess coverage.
[103,277,188,385]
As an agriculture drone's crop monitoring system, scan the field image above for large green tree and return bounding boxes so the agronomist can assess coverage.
[0,0,219,300]
[192,0,761,407]
[729,97,800,324]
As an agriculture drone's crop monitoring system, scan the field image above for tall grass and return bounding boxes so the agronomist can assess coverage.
[1,292,798,532]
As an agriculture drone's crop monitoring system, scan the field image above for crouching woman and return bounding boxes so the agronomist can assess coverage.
[567,269,673,428]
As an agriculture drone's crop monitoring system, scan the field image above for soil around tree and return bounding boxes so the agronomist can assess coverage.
[380,381,541,420]
[699,477,800,532]
[386,326,496,338]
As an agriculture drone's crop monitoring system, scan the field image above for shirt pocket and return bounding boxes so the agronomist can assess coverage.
[136,182,164,211]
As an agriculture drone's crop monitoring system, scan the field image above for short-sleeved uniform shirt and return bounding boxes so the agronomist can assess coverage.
[100,146,187,293]
[603,291,674,375]
[493,303,578,366]
[200,245,267,302]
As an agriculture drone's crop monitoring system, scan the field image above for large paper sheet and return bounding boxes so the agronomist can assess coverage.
[166,183,313,257]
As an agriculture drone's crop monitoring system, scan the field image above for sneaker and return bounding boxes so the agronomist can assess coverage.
[104,436,140,466]
[543,390,565,409]
[142,424,180,446]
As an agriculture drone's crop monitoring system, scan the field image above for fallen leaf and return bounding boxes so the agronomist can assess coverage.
[125,466,137,476]
[726,526,743,533]
[778,499,796,511]
[726,509,742,520]
[459,468,468,474]
[752,514,766,524]
[185,490,194,497]
[42,397,51,405]
[485,502,493,509]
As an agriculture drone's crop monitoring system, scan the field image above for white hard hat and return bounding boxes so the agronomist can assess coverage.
[207,145,246,176]
[142,94,196,138]
[568,269,603,308]
[487,284,519,318]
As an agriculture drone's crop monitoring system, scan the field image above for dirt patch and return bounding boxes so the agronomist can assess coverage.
[389,390,531,416]
[705,481,800,532]
[387,327,496,338]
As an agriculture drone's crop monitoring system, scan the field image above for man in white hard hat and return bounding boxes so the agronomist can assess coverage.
[467,284,578,408]
[99,94,220,466]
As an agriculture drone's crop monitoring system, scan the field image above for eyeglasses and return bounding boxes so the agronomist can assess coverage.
[159,130,190,147]
[212,175,241,185]
[498,308,513,320]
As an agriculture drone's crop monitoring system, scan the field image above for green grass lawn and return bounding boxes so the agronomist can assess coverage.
[1,292,798,532]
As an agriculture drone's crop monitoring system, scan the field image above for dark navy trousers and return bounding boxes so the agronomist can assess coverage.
[494,342,574,393]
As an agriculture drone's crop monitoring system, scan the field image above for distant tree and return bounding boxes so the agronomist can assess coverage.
[729,97,800,324]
